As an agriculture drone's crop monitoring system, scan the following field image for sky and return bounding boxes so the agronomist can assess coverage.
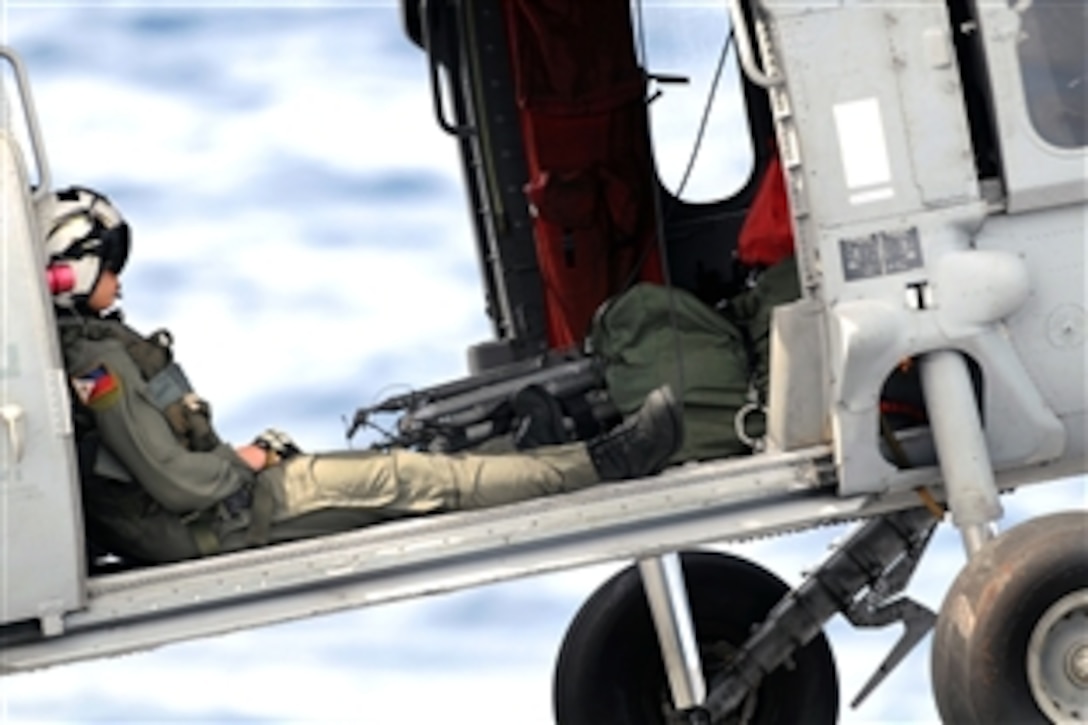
[0,2,1085,724]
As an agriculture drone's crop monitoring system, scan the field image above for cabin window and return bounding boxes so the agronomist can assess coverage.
[1016,0,1087,149]
[636,2,754,203]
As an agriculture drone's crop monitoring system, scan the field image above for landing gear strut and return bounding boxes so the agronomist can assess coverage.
[553,506,943,723]
[552,551,839,725]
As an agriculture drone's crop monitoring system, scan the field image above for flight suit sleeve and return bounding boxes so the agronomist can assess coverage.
[68,336,255,514]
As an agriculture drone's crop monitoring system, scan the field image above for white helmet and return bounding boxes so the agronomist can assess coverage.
[41,186,130,310]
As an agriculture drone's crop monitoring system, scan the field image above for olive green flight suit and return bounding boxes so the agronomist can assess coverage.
[60,315,599,563]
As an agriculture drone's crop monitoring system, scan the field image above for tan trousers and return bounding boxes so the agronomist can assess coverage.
[218,443,599,550]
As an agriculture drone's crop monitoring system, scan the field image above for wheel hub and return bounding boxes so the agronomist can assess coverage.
[1027,590,1088,722]
[1069,644,1088,689]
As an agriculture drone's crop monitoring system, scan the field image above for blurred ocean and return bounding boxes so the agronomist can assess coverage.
[1,4,1083,724]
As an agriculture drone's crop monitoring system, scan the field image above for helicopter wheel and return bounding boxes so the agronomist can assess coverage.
[931,511,1088,724]
[552,551,839,724]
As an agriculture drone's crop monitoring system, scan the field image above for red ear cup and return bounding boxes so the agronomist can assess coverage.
[46,264,75,294]
[42,186,128,309]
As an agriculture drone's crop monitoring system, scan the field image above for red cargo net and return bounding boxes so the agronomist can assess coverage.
[502,0,664,349]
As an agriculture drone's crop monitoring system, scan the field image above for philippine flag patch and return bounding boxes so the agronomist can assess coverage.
[72,365,121,409]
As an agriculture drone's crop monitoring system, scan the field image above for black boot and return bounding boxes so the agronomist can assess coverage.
[588,385,683,481]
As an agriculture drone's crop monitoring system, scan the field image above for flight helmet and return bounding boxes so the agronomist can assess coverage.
[41,186,130,309]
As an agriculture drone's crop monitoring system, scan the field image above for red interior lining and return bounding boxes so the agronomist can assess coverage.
[502,0,663,348]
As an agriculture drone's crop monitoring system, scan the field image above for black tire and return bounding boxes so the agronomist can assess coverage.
[931,511,1088,724]
[553,551,839,724]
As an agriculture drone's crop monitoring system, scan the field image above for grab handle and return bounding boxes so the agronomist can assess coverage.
[726,0,782,89]
[0,47,51,200]
[420,0,474,137]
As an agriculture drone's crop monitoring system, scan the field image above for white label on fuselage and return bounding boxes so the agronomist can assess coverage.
[833,98,894,204]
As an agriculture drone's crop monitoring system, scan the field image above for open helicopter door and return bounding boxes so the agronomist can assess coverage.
[403,0,778,365]
[403,1,847,721]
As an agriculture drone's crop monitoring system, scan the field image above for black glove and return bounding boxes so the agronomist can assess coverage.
[252,428,303,465]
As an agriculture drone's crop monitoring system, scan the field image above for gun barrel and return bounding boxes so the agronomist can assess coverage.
[406,358,598,425]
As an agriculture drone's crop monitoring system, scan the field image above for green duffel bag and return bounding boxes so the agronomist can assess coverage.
[589,282,753,463]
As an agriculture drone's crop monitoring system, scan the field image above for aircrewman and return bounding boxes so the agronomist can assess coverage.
[44,187,682,563]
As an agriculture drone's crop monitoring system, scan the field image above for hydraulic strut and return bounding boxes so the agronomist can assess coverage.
[696,505,941,722]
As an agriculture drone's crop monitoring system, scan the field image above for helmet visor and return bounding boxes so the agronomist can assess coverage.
[99,221,130,274]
